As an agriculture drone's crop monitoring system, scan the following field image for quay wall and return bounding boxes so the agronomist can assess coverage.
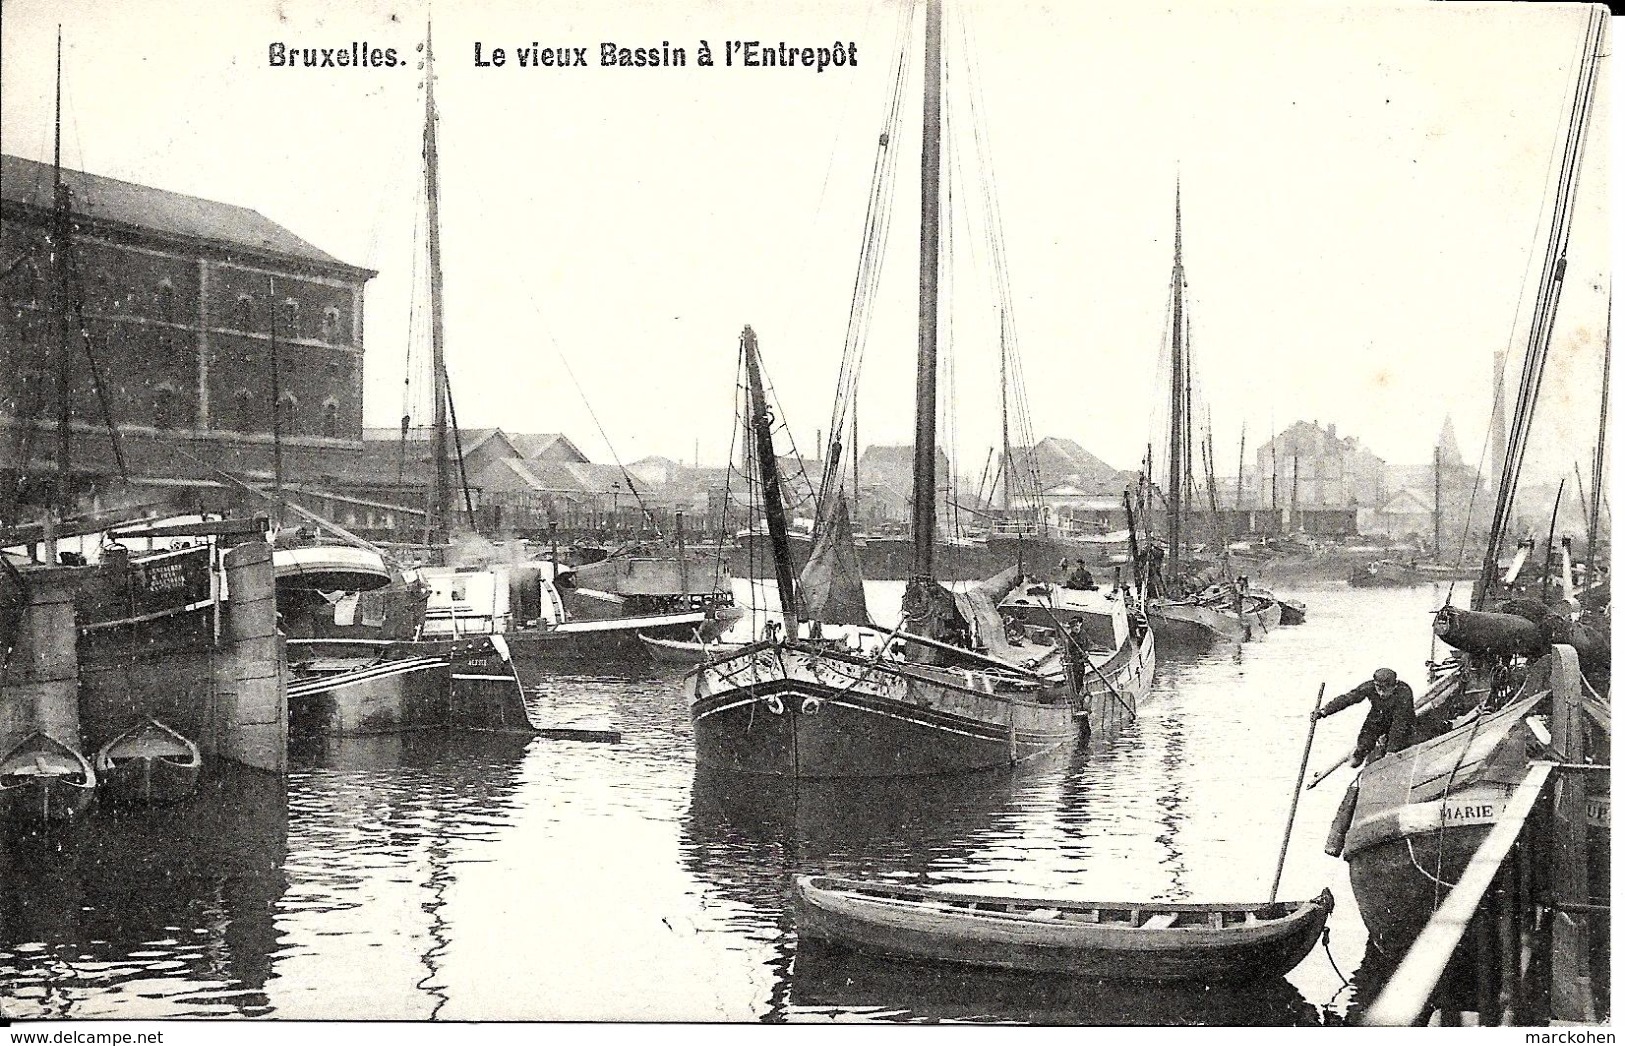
[0,568,85,754]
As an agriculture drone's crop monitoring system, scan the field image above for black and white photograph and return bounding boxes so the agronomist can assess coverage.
[0,0,1612,1029]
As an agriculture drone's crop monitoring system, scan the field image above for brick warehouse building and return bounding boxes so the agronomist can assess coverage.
[0,154,376,516]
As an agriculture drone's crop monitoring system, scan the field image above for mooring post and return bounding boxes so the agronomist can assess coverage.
[1497,871,1517,1025]
[1475,904,1496,1024]
[1547,645,1595,1023]
[1,568,81,755]
[213,541,287,774]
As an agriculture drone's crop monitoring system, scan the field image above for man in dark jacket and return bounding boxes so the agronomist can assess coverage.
[1314,667,1416,766]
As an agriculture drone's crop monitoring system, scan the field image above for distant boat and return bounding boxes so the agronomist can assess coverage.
[1141,194,1274,647]
[1151,590,1281,645]
[94,717,201,806]
[0,731,97,823]
[639,632,744,666]
[1347,559,1421,588]
[416,562,718,665]
[793,876,1334,983]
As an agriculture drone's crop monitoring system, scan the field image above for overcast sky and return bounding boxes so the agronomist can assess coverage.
[1,0,1611,491]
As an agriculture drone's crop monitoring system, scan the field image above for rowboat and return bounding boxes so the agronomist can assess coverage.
[793,875,1333,983]
[790,939,1323,1025]
[639,632,743,665]
[0,731,97,823]
[93,717,202,805]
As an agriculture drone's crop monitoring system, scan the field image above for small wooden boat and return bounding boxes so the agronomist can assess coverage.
[794,875,1333,983]
[639,632,744,665]
[0,731,97,823]
[94,717,202,805]
[1348,559,1421,588]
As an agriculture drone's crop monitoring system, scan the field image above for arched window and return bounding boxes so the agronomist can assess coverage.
[233,389,255,432]
[321,306,341,343]
[281,299,301,339]
[236,294,254,333]
[153,383,181,430]
[321,398,340,438]
[276,392,299,433]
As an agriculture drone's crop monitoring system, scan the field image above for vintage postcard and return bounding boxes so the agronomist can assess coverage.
[0,0,1611,1031]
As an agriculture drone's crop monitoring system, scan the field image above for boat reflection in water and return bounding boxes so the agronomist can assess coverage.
[682,741,1316,1025]
[0,764,287,1019]
[790,939,1323,1025]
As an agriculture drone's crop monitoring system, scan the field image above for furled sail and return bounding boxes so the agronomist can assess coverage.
[952,566,1031,664]
[798,491,872,626]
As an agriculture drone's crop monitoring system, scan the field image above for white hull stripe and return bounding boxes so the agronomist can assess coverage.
[288,656,445,697]
[81,599,214,633]
[693,690,1069,744]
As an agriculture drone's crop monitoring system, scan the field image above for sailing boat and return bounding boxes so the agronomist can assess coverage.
[275,27,533,735]
[684,0,1154,778]
[1322,10,1610,979]
[1142,191,1278,646]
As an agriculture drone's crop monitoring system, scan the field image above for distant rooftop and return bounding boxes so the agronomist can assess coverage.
[1,154,374,278]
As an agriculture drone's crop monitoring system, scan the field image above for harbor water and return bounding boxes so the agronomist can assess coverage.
[0,581,1466,1023]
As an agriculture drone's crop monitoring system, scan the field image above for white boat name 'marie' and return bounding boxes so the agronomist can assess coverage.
[1439,798,1505,826]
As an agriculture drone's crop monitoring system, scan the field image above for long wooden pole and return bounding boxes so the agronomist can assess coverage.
[51,27,71,549]
[1270,682,1325,901]
[1167,185,1184,589]
[909,0,943,578]
[1585,302,1609,584]
[267,275,285,528]
[742,326,799,636]
[1541,479,1565,603]
[424,21,452,546]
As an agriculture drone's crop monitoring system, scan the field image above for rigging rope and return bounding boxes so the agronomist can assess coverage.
[953,4,1045,516]
[817,0,914,515]
[1477,9,1606,607]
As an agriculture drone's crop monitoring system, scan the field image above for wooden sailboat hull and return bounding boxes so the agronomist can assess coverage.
[686,643,1079,778]
[505,610,713,663]
[1148,600,1245,645]
[94,718,201,806]
[793,876,1334,983]
[1333,687,1553,950]
[286,635,529,735]
[0,733,97,824]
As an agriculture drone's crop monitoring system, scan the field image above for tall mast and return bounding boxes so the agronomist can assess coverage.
[268,275,285,528]
[1270,425,1279,513]
[909,0,944,578]
[1476,9,1605,608]
[52,26,72,524]
[1166,183,1185,587]
[1234,423,1246,513]
[1585,300,1609,582]
[999,307,1011,512]
[423,22,453,544]
[851,395,859,508]
[741,327,799,637]
[1432,441,1442,555]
